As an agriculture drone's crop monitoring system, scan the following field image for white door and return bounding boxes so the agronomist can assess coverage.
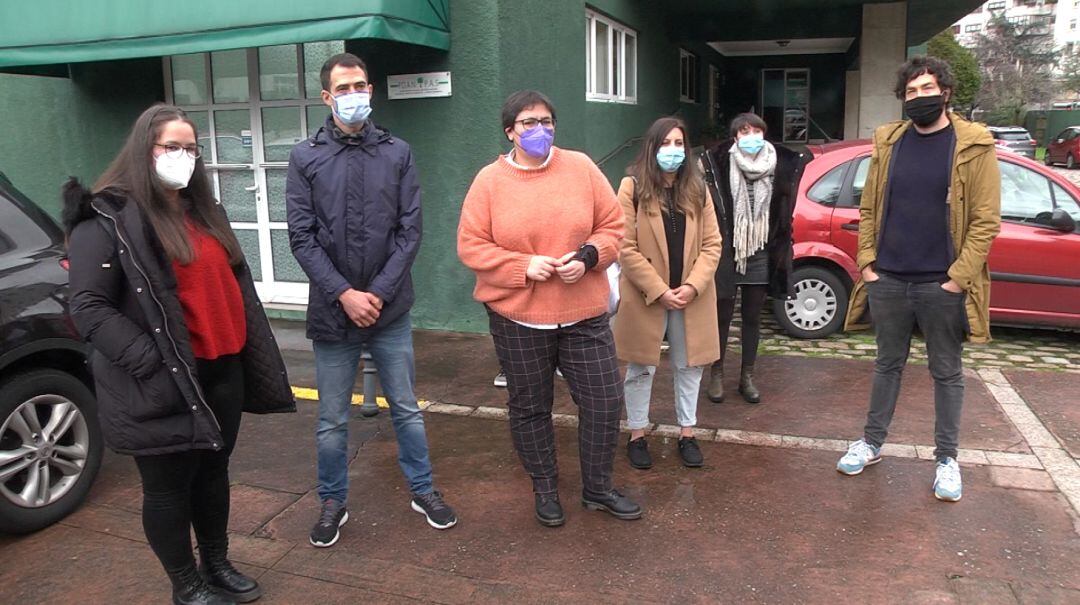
[164,42,344,304]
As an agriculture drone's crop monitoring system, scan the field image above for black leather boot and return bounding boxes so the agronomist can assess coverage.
[198,538,262,602]
[738,364,761,404]
[706,365,725,403]
[534,493,565,527]
[167,564,235,605]
[581,489,643,520]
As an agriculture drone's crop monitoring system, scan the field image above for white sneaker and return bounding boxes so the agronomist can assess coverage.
[493,371,507,388]
[934,457,962,502]
[836,439,882,475]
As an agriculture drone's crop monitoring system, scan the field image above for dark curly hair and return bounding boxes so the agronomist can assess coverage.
[893,55,955,100]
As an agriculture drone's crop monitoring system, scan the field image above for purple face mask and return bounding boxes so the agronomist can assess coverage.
[518,125,554,159]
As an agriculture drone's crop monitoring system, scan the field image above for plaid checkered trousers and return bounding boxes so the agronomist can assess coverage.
[487,309,623,496]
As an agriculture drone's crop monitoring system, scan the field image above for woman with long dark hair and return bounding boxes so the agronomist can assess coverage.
[613,117,722,469]
[64,104,295,605]
[701,113,805,404]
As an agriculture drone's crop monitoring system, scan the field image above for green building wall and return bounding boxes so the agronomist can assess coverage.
[351,0,726,333]
[0,59,163,215]
[0,1,839,335]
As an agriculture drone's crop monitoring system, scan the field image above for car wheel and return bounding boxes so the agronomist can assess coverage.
[0,369,102,534]
[1068,153,1076,170]
[773,266,849,339]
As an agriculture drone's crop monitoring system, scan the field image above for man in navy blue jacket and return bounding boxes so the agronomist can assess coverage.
[286,53,456,548]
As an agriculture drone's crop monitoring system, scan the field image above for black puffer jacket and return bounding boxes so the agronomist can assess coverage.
[64,180,295,456]
[702,140,808,300]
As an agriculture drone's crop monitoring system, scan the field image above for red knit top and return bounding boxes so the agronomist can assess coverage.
[172,221,247,360]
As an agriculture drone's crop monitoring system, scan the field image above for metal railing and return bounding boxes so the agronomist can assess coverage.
[596,136,644,168]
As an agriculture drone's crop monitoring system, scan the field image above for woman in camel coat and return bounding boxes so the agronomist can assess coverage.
[613,116,722,469]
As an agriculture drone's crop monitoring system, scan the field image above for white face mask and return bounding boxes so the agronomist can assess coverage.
[154,153,196,190]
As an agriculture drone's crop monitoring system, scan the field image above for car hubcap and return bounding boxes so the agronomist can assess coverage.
[0,395,88,508]
[784,278,837,332]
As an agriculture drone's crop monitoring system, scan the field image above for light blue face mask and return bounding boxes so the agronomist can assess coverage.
[332,91,372,125]
[737,134,765,155]
[656,146,686,172]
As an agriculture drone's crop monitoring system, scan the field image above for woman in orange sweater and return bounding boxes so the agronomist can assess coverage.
[457,90,641,527]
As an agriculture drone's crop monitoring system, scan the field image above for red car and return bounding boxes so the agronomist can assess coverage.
[776,142,1080,339]
[1044,126,1080,169]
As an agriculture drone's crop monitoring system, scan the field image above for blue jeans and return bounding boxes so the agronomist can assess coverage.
[313,313,433,502]
[625,309,704,429]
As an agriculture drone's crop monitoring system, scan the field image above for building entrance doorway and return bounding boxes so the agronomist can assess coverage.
[164,42,344,304]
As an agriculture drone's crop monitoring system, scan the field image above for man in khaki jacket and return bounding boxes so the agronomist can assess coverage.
[836,56,1001,503]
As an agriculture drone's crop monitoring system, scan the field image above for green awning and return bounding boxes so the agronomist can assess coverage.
[0,0,449,68]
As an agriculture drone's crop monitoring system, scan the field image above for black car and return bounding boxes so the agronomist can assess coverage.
[988,126,1037,159]
[0,172,102,534]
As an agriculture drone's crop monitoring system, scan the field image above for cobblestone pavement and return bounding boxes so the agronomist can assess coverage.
[730,304,1080,374]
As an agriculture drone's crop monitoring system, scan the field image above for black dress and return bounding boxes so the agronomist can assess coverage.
[735,180,769,286]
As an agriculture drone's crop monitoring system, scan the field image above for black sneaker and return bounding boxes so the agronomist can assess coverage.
[534,493,565,527]
[309,498,348,548]
[411,490,458,530]
[678,436,704,468]
[627,436,652,469]
[582,489,642,520]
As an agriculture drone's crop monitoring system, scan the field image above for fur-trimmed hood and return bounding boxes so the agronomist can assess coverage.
[61,178,127,235]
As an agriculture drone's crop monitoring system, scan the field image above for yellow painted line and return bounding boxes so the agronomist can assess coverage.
[291,386,429,410]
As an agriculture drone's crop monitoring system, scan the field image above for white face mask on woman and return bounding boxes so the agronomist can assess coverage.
[154,152,196,190]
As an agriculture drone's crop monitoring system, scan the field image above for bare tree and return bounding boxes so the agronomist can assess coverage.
[974,14,1058,125]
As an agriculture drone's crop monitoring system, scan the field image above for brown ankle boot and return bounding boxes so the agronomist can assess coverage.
[707,365,725,403]
[738,365,761,404]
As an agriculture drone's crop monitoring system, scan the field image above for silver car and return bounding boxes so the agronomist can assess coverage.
[988,126,1037,159]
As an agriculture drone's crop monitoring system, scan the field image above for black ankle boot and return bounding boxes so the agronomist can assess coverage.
[581,489,643,520]
[534,493,565,527]
[168,564,235,605]
[198,538,262,602]
[738,365,761,404]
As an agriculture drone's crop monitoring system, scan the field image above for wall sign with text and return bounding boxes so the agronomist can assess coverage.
[387,72,452,99]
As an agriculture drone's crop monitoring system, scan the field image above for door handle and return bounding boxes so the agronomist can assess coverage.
[841,222,859,231]
[244,184,259,192]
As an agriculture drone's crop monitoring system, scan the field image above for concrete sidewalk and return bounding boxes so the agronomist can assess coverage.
[1,322,1079,603]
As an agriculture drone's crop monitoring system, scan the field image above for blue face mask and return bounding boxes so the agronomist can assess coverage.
[332,91,372,125]
[737,134,765,155]
[656,146,685,172]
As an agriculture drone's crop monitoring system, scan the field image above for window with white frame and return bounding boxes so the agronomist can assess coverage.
[965,23,982,32]
[585,10,637,103]
[680,49,698,103]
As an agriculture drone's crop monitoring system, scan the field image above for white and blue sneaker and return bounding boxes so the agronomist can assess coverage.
[934,457,963,502]
[837,439,882,475]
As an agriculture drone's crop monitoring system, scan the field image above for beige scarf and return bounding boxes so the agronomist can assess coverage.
[729,141,777,274]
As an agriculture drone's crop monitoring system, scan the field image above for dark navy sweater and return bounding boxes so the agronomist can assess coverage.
[876,124,955,283]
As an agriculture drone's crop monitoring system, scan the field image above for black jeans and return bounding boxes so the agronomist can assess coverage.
[134,354,244,572]
[862,275,967,460]
[715,284,768,368]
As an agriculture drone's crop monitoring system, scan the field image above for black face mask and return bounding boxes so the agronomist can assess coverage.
[904,94,947,127]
